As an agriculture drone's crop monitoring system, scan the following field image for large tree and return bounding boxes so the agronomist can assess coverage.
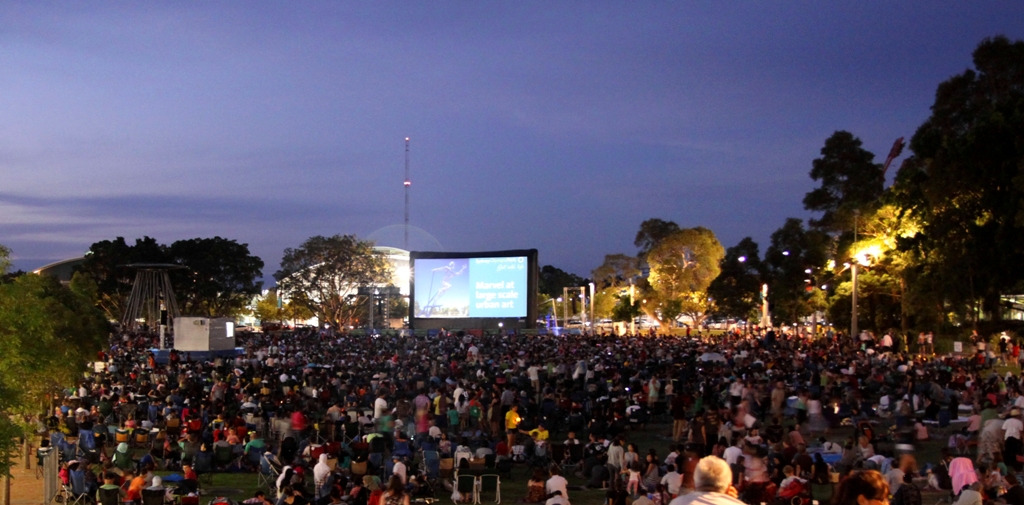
[274,235,392,328]
[0,247,108,475]
[803,131,884,235]
[707,237,764,320]
[893,36,1024,322]
[80,236,264,321]
[645,226,725,326]
[167,237,264,317]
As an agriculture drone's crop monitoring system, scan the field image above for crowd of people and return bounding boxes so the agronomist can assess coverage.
[42,324,1024,505]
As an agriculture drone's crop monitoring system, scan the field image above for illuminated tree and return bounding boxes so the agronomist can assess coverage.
[645,226,725,325]
[893,36,1024,323]
[275,235,392,328]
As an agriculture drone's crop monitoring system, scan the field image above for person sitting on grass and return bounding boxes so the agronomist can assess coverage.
[526,467,549,503]
[242,491,274,505]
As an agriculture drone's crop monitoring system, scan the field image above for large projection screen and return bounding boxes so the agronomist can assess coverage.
[410,249,538,330]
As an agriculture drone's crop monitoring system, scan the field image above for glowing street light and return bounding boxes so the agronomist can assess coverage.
[738,256,747,262]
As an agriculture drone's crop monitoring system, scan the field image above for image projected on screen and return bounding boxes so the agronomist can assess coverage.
[415,259,470,317]
[414,256,527,318]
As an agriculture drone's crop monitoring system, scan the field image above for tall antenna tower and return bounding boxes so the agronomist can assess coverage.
[404,137,410,251]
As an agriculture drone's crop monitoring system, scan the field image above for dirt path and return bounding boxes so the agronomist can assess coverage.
[5,447,47,505]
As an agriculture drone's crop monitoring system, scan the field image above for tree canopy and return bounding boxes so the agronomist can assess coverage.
[803,131,884,234]
[0,245,108,475]
[707,237,764,320]
[167,237,264,317]
[644,226,725,326]
[274,235,392,328]
[79,236,263,320]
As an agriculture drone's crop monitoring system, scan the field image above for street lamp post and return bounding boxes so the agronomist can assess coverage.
[851,211,860,340]
[588,283,595,333]
[851,262,859,340]
[629,279,636,335]
[550,297,562,328]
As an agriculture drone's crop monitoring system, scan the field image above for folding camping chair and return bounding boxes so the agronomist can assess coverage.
[192,451,215,486]
[214,444,238,471]
[349,460,368,479]
[423,450,440,480]
[478,474,501,504]
[98,486,121,505]
[142,489,165,505]
[454,473,479,504]
[258,453,282,492]
[62,468,90,505]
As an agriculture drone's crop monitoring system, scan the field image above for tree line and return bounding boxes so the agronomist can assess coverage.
[579,36,1024,336]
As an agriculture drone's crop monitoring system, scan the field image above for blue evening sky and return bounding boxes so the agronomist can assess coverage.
[3,3,1023,278]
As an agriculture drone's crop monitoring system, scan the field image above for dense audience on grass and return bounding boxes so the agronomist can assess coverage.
[44,325,1024,505]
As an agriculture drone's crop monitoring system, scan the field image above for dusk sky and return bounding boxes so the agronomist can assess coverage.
[3,3,1024,279]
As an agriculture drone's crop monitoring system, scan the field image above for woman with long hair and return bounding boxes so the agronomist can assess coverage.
[525,468,549,503]
[834,470,890,505]
[642,452,660,492]
[381,475,409,505]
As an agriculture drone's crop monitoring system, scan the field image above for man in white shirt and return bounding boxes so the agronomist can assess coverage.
[661,463,682,496]
[722,439,743,465]
[1004,409,1024,467]
[391,455,407,484]
[664,446,680,468]
[528,365,541,393]
[545,467,569,503]
[373,392,389,419]
[880,333,893,352]
[1004,410,1023,440]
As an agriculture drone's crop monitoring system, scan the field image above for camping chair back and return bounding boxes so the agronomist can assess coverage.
[423,450,440,480]
[193,451,215,485]
[350,460,368,478]
[369,437,386,454]
[214,444,235,468]
[112,450,132,470]
[549,443,565,465]
[98,487,121,505]
[79,430,97,451]
[142,489,165,505]
[455,474,478,504]
[479,474,500,503]
[68,469,87,495]
[810,482,833,503]
[368,453,384,471]
[134,429,151,447]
